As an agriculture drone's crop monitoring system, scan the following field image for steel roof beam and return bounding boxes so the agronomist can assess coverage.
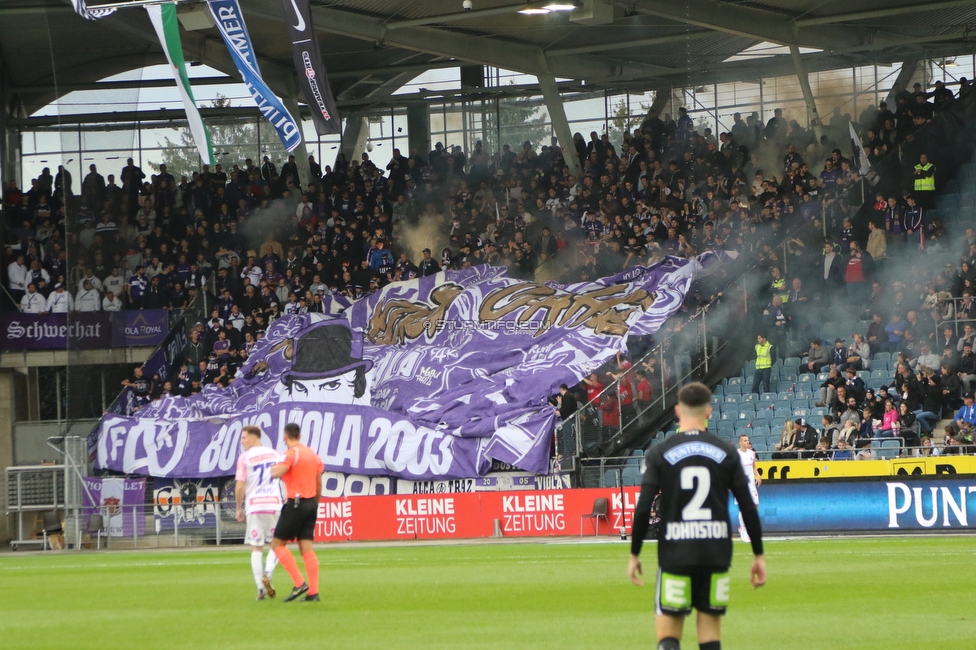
[795,0,976,27]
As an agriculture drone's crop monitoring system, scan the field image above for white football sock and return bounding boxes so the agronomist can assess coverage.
[251,551,264,589]
[264,549,278,577]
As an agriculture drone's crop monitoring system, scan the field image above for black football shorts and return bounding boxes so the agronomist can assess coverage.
[654,567,731,616]
[274,497,318,541]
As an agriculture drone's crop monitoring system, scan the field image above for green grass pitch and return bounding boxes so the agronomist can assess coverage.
[1,537,974,649]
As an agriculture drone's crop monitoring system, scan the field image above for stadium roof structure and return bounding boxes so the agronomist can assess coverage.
[2,0,976,118]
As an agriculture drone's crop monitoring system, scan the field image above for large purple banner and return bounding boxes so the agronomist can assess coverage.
[1,310,168,350]
[94,258,705,479]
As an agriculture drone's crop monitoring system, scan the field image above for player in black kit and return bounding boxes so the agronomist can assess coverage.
[628,383,766,650]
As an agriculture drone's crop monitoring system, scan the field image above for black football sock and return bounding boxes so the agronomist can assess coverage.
[700,641,721,650]
[658,638,681,650]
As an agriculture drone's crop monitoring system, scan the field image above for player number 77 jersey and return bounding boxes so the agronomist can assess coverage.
[235,446,284,516]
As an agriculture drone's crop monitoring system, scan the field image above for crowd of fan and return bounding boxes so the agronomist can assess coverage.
[2,80,969,407]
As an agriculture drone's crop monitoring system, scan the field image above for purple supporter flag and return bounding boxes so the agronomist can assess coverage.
[81,477,146,537]
[94,258,705,480]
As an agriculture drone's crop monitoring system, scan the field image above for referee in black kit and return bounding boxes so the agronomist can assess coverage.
[627,383,766,650]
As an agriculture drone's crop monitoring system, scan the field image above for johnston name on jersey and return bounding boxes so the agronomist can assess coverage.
[631,430,763,571]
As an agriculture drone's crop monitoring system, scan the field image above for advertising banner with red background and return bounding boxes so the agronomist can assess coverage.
[315,487,641,542]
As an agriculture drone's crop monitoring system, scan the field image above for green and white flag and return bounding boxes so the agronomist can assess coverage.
[147,4,213,165]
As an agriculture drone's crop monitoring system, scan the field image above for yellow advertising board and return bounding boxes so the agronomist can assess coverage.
[756,456,976,480]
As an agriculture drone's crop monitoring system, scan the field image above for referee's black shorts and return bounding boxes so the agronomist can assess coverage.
[274,498,318,541]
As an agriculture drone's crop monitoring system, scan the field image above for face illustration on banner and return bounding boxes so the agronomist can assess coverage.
[276,321,373,406]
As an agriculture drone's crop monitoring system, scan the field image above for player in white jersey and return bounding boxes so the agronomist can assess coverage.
[736,434,761,542]
[235,425,284,599]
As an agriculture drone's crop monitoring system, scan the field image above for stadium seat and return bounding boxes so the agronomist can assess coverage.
[879,440,901,459]
[771,417,786,430]
[751,426,770,439]
[751,439,769,452]
[740,392,758,403]
[783,357,800,369]
[867,378,886,390]
[817,373,829,381]
[712,385,724,397]
[794,408,809,417]
[717,421,735,435]
[724,395,739,404]
[622,467,642,486]
[797,374,813,384]
[727,376,743,386]
[871,369,887,379]
[721,409,738,421]
[811,407,828,416]
[856,370,870,381]
[760,392,777,402]
[792,398,810,409]
[774,407,793,419]
[795,390,813,400]
[781,374,797,383]
[774,399,792,412]
[777,381,795,393]
[630,449,643,457]
[725,384,742,396]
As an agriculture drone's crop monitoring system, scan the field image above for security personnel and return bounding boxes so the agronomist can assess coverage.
[751,333,773,395]
[769,267,787,303]
[913,153,936,209]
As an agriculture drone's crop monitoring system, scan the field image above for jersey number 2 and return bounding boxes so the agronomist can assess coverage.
[680,466,712,521]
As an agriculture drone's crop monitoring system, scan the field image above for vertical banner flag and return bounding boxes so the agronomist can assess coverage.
[207,0,302,152]
[147,5,214,166]
[69,0,116,20]
[82,477,146,537]
[281,0,341,135]
[849,121,872,176]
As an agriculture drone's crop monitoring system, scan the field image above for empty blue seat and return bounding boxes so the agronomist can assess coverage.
[760,392,777,402]
[777,381,795,393]
[737,404,756,417]
[781,374,798,383]
[740,392,758,403]
[712,384,724,397]
[622,466,642,486]
[751,439,769,452]
[774,407,793,419]
[867,378,886,390]
[871,369,887,379]
[792,398,810,409]
[724,395,740,404]
[856,370,870,381]
[751,426,770,439]
[721,409,738,421]
[817,373,829,381]
[872,352,891,362]
[811,407,828,416]
[771,417,786,430]
[797,374,813,383]
[774,399,792,411]
[795,391,813,400]
[725,384,742,395]
[727,376,743,386]
[631,449,644,457]
[717,420,735,435]
[604,471,620,488]
[794,408,809,417]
